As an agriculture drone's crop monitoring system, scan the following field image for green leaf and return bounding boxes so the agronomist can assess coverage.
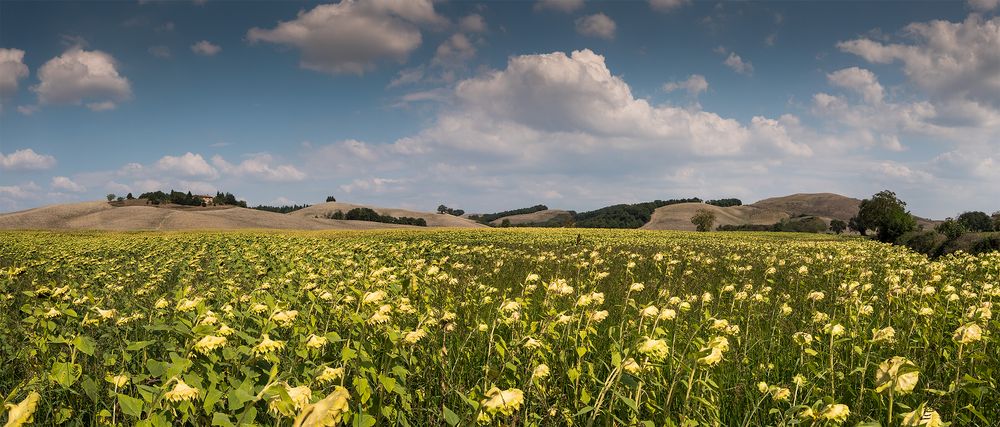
[965,404,988,424]
[81,375,99,402]
[574,406,594,417]
[567,368,581,382]
[354,377,372,404]
[378,374,397,393]
[442,405,460,426]
[619,395,638,412]
[49,361,82,388]
[117,393,144,418]
[227,379,255,411]
[342,346,358,363]
[203,385,223,413]
[73,335,97,356]
[352,413,377,427]
[212,412,236,427]
[237,407,257,427]
[126,341,156,351]
[55,407,74,424]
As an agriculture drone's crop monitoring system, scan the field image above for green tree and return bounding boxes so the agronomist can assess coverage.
[829,219,847,234]
[106,193,116,202]
[848,215,867,236]
[854,190,917,243]
[957,211,993,232]
[691,209,716,232]
[993,211,1000,232]
[325,196,337,202]
[935,218,966,240]
[500,218,512,228]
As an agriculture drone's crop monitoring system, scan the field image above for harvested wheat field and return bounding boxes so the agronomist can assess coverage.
[641,202,790,231]
[0,202,417,231]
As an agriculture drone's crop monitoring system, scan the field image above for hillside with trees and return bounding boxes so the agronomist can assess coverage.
[322,208,427,226]
[252,204,311,214]
[468,205,549,224]
[574,198,703,228]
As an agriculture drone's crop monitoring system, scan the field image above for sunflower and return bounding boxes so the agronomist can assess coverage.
[164,379,200,402]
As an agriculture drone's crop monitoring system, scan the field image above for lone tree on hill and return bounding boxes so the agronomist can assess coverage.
[851,190,916,243]
[691,209,716,232]
[326,196,337,202]
[106,193,116,202]
[436,205,465,216]
[829,219,847,234]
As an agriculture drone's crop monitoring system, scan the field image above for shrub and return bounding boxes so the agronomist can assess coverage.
[935,218,966,240]
[897,231,946,257]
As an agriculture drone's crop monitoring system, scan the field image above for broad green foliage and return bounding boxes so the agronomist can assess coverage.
[0,229,997,426]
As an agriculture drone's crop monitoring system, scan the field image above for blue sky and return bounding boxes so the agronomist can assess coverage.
[1,0,998,218]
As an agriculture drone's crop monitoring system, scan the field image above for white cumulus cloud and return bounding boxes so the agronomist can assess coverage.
[649,0,690,12]
[247,0,445,75]
[432,34,476,68]
[154,152,219,179]
[0,148,57,171]
[32,48,132,109]
[723,52,753,75]
[51,176,86,192]
[663,74,709,97]
[575,13,617,40]
[968,0,999,11]
[827,67,884,104]
[0,48,29,102]
[837,14,1000,108]
[211,154,306,182]
[409,49,809,159]
[534,0,584,13]
[190,40,222,56]
[458,14,487,33]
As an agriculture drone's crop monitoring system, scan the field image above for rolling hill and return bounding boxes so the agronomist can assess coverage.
[641,203,790,231]
[0,201,434,231]
[749,193,862,222]
[1,193,942,232]
[487,209,574,226]
[288,202,487,228]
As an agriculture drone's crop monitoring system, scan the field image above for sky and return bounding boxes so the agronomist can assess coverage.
[1,0,998,219]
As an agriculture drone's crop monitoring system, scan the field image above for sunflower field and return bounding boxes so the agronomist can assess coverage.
[1,229,996,426]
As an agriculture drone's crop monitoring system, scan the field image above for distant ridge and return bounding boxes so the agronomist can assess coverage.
[749,193,862,222]
[286,202,486,228]
[0,193,940,231]
[0,201,477,231]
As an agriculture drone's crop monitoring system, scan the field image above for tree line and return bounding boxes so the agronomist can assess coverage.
[468,205,549,224]
[251,204,311,214]
[321,208,427,226]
